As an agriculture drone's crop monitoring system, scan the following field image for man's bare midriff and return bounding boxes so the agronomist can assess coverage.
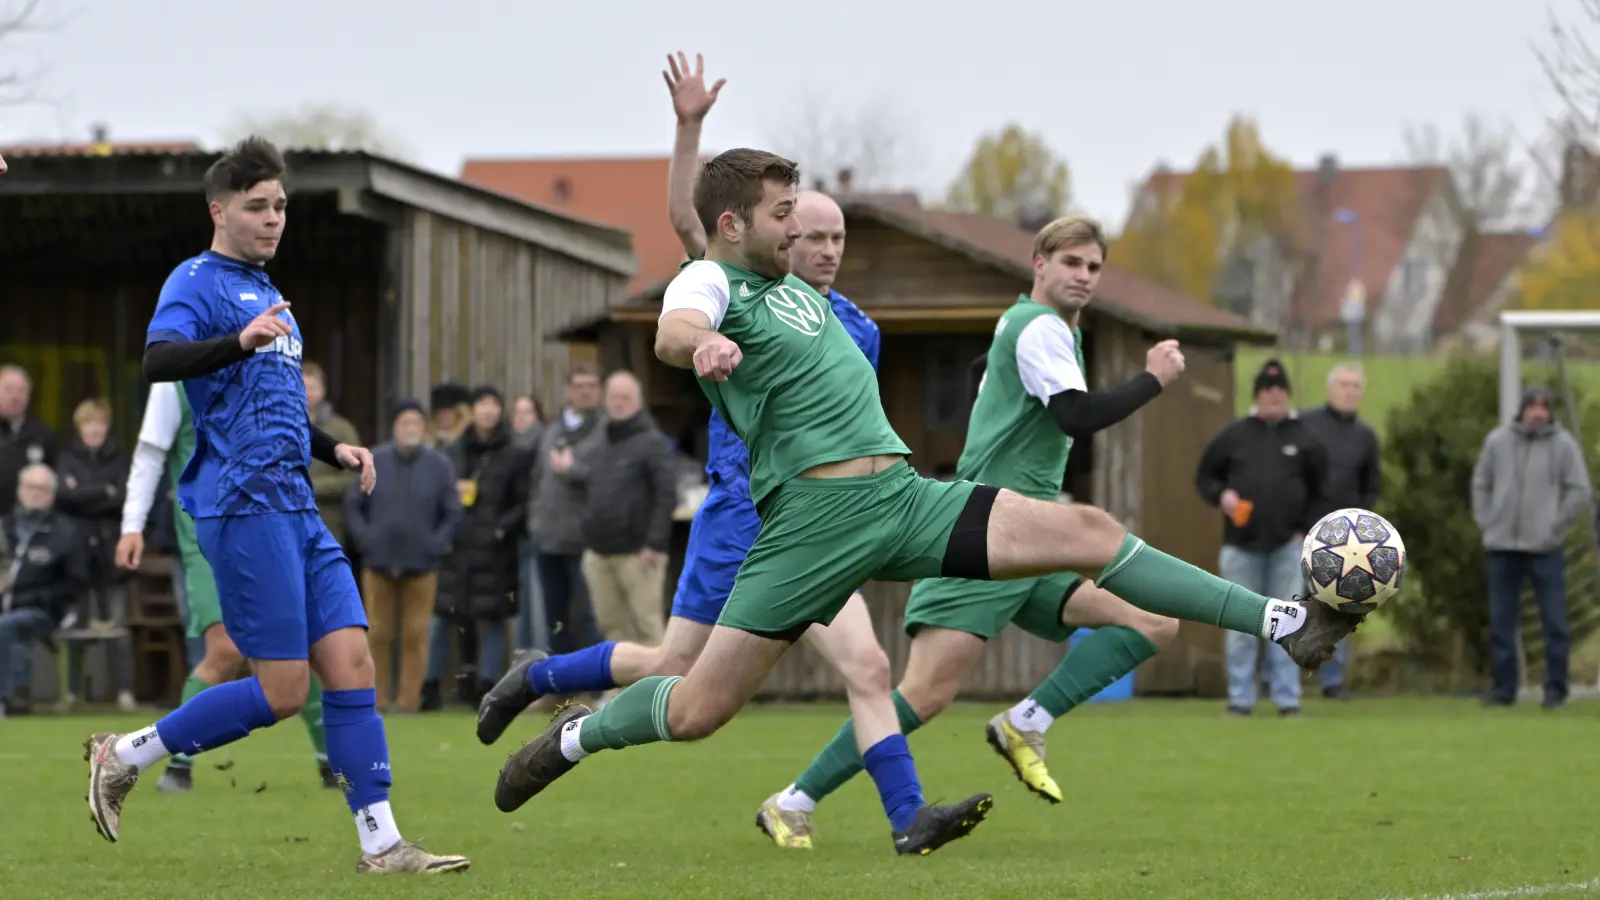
[796,453,904,479]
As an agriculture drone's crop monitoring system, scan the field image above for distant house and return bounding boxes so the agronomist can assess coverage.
[1129,156,1467,354]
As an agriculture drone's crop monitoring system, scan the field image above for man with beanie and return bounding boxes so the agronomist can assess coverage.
[1196,358,1329,717]
[1473,385,1591,709]
[1299,362,1382,698]
[344,400,461,712]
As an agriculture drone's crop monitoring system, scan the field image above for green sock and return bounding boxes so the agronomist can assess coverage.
[1029,627,1158,718]
[792,690,922,803]
[301,674,328,763]
[576,675,682,753]
[168,673,213,768]
[1096,533,1271,637]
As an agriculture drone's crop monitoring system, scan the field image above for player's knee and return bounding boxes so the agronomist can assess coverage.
[837,643,892,699]
[257,668,312,720]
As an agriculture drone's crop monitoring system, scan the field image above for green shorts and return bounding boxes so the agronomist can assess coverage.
[903,572,1082,643]
[175,506,223,640]
[717,461,978,637]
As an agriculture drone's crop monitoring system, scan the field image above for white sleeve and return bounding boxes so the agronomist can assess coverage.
[136,383,183,452]
[1015,315,1087,403]
[660,260,732,330]
[121,383,183,535]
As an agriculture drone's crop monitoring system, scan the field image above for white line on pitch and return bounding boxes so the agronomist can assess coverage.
[1374,879,1600,900]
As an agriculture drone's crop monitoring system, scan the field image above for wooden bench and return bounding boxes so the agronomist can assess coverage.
[123,553,187,707]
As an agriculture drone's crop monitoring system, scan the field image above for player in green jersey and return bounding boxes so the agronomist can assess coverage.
[757,215,1193,846]
[493,144,1366,854]
[116,381,334,791]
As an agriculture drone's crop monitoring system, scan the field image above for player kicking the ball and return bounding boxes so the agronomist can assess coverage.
[82,137,468,875]
[492,144,1365,849]
[116,380,337,793]
[478,53,947,852]
[758,216,1189,846]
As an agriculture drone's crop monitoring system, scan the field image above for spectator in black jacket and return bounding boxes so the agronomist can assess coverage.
[579,371,678,648]
[1299,362,1381,698]
[54,398,135,711]
[1197,358,1329,717]
[430,387,532,707]
[0,464,90,716]
[0,365,58,518]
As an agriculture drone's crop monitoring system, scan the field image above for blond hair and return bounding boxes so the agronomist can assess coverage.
[73,397,112,429]
[1033,215,1109,262]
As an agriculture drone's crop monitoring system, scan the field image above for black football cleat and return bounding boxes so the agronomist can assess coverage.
[476,648,547,746]
[892,794,993,856]
[493,702,590,813]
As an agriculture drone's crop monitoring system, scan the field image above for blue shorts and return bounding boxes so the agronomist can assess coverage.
[670,482,762,626]
[194,510,367,660]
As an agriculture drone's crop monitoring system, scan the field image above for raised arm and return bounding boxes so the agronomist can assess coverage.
[145,283,296,383]
[662,52,725,260]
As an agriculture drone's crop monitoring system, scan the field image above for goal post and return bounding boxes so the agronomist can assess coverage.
[1498,310,1600,423]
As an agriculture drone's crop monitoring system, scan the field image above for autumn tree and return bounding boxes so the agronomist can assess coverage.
[765,91,916,192]
[1113,116,1299,307]
[1511,211,1600,310]
[945,124,1070,227]
[222,102,411,158]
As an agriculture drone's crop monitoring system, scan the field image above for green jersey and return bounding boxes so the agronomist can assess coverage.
[663,259,908,506]
[960,295,1086,501]
[168,384,197,490]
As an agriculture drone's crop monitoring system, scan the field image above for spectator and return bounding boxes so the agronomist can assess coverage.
[345,399,461,713]
[580,371,677,648]
[528,365,604,658]
[0,365,58,518]
[428,382,472,449]
[303,361,360,550]
[0,464,89,717]
[509,393,548,653]
[1299,362,1382,699]
[54,399,135,711]
[1196,358,1328,718]
[1473,385,1590,709]
[432,387,531,708]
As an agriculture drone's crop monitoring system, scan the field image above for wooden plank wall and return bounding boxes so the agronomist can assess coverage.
[399,209,628,419]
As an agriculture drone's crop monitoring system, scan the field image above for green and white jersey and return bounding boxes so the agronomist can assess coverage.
[960,295,1086,501]
[662,259,909,506]
[119,381,199,540]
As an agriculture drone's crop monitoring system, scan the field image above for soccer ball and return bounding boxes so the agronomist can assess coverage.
[1300,508,1406,614]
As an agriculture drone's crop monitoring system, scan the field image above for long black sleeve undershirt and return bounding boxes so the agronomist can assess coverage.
[144,338,346,468]
[143,335,253,383]
[1046,372,1164,439]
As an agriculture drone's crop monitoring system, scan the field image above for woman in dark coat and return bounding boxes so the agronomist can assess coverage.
[428,386,531,706]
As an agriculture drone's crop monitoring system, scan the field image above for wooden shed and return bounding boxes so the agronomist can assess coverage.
[0,146,635,705]
[0,148,636,444]
[558,195,1276,700]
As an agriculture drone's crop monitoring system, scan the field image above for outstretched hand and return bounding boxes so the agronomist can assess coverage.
[336,443,377,494]
[239,302,292,350]
[663,51,725,124]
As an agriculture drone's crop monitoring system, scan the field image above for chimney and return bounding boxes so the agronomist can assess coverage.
[90,123,109,144]
[1315,153,1338,195]
[836,168,854,193]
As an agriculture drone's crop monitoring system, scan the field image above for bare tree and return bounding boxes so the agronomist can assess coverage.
[764,90,917,192]
[0,0,54,109]
[222,102,412,159]
[1536,0,1600,145]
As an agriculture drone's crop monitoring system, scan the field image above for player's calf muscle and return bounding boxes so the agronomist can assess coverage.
[986,491,1127,579]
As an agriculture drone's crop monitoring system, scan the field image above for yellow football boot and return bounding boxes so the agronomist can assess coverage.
[755,793,816,849]
[985,713,1062,804]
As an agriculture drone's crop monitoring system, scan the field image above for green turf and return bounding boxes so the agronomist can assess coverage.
[6,699,1599,899]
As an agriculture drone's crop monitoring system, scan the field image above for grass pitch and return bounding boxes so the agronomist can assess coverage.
[4,698,1597,900]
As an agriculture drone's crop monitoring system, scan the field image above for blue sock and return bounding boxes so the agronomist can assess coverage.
[861,734,924,832]
[153,677,276,756]
[528,642,617,696]
[322,688,391,813]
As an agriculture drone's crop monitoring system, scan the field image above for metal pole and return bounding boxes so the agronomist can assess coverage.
[1500,316,1522,424]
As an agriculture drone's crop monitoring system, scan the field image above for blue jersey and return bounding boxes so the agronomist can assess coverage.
[146,251,315,519]
[702,289,880,490]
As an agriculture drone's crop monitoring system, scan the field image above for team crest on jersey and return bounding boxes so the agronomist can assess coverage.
[766,284,826,336]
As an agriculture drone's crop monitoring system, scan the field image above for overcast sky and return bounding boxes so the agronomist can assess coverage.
[0,0,1575,227]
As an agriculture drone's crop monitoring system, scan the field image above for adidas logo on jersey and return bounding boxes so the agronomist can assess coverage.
[739,283,753,298]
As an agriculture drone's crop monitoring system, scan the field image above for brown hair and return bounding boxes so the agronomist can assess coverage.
[693,148,802,239]
[1033,215,1109,263]
[567,363,598,384]
[73,397,112,429]
[204,136,285,203]
[302,360,326,383]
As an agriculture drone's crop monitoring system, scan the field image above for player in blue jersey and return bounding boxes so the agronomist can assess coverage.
[474,58,896,795]
[82,137,469,876]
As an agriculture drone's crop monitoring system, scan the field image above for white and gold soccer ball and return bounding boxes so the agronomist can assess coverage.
[1300,508,1406,615]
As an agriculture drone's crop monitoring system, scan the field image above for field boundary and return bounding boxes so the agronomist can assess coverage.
[1375,878,1600,900]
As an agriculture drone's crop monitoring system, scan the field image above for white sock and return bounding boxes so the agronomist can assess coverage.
[1008,699,1054,734]
[113,726,171,771]
[775,784,816,814]
[559,716,591,762]
[1261,599,1309,642]
[355,800,403,857]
